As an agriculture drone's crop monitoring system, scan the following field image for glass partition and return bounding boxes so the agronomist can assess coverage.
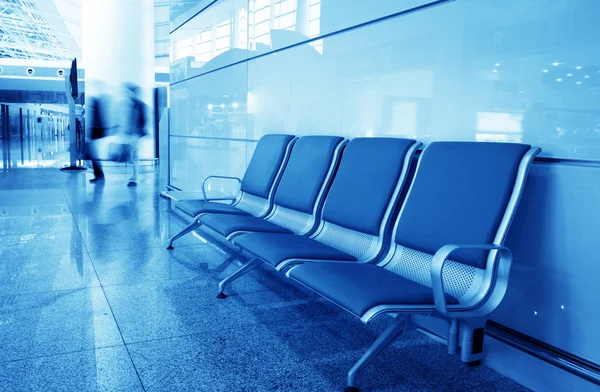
[170,0,600,370]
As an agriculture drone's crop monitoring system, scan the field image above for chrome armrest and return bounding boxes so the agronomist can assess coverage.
[431,244,512,316]
[201,175,242,201]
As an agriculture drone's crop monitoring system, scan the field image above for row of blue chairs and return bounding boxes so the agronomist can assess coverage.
[167,134,540,391]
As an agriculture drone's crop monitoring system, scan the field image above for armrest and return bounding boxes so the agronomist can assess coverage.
[431,244,512,316]
[201,176,242,201]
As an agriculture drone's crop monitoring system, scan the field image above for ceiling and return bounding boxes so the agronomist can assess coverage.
[0,0,171,69]
[0,0,75,60]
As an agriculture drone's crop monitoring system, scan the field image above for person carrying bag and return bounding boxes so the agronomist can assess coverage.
[108,138,132,163]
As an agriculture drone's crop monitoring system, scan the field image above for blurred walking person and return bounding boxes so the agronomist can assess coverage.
[88,96,107,183]
[123,83,147,187]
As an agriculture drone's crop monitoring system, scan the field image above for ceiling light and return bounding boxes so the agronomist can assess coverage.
[552,62,560,66]
[556,78,562,82]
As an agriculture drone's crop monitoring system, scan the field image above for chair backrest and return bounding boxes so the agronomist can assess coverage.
[383,141,539,306]
[314,137,421,261]
[235,134,296,217]
[267,136,346,234]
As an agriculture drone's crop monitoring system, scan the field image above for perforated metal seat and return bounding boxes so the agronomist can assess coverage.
[167,134,296,249]
[289,262,458,317]
[216,137,421,298]
[288,141,541,392]
[199,214,294,237]
[176,200,251,217]
[234,233,357,266]
[199,136,346,243]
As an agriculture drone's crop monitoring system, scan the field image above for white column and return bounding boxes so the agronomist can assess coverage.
[82,0,155,159]
[295,0,310,37]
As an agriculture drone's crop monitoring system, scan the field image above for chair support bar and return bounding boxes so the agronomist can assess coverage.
[448,318,460,355]
[167,220,201,250]
[347,315,416,389]
[217,258,263,298]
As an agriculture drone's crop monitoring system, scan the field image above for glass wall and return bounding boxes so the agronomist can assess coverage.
[0,104,71,169]
[170,0,600,369]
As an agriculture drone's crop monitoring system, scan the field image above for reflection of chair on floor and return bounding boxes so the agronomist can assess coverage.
[167,134,296,250]
[216,137,422,297]
[285,142,540,392]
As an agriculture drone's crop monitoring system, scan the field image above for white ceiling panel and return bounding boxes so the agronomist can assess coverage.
[1,0,171,64]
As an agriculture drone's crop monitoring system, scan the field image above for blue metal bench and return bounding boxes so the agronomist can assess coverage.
[198,136,346,244]
[287,141,540,392]
[217,137,422,298]
[166,134,296,250]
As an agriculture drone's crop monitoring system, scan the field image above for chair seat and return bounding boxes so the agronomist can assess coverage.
[288,262,459,317]
[175,200,250,218]
[199,214,293,237]
[234,233,357,267]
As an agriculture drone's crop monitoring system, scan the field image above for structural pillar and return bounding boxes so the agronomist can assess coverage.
[1,105,10,170]
[82,0,155,159]
[296,0,311,37]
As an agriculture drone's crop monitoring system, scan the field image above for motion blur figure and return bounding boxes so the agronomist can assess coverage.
[123,83,147,187]
[88,96,107,183]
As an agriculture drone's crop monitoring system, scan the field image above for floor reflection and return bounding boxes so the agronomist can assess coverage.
[0,161,531,391]
[0,134,72,169]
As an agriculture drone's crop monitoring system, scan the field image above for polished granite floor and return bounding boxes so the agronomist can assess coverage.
[0,164,532,392]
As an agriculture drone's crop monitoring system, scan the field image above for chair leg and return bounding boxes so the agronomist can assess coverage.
[459,318,487,364]
[167,220,200,250]
[346,315,413,391]
[217,258,262,299]
[447,318,460,355]
[231,242,244,257]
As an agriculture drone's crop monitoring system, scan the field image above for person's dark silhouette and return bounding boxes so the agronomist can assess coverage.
[88,97,107,183]
[123,83,147,187]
